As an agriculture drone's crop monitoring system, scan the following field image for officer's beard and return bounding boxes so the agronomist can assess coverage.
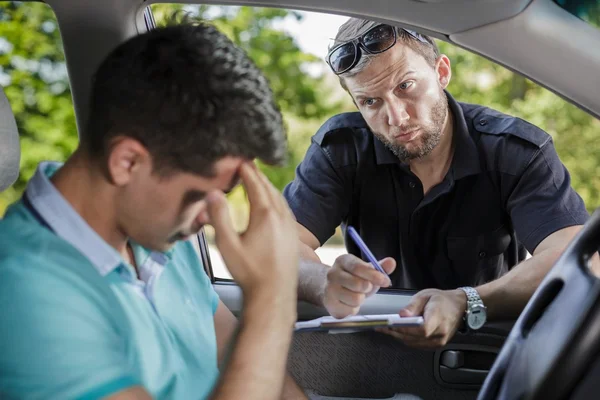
[375,90,449,163]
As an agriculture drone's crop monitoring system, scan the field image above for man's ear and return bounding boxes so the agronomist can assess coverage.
[436,55,452,89]
[106,137,150,187]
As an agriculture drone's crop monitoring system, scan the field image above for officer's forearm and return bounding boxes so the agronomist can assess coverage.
[476,247,564,320]
[297,244,329,307]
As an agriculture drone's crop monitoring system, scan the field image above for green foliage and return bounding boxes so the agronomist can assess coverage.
[0,2,78,212]
[153,4,343,120]
[0,1,598,220]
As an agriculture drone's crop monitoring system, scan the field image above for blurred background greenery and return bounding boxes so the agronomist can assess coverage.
[1,2,598,245]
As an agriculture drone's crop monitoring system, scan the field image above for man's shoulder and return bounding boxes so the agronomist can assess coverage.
[308,112,377,170]
[460,102,552,149]
[459,102,554,176]
[0,202,55,261]
[0,204,109,293]
[312,112,371,147]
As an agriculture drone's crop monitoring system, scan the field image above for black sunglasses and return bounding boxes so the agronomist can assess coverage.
[326,24,430,75]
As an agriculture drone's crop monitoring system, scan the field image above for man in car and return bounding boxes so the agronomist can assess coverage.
[286,18,590,348]
[0,23,307,399]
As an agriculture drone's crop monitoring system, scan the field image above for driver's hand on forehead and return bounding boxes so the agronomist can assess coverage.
[205,161,300,295]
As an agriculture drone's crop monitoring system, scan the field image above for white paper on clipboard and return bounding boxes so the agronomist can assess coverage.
[294,314,424,334]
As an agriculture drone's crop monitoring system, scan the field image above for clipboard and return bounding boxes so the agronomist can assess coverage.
[295,314,424,333]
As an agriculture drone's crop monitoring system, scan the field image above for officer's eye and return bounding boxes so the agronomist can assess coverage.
[399,81,414,90]
[363,98,378,107]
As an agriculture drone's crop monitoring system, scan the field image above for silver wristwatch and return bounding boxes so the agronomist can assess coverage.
[459,286,487,330]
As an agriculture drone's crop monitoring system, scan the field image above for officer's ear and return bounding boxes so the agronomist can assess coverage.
[435,55,452,89]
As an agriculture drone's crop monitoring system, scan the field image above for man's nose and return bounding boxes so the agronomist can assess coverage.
[387,100,410,127]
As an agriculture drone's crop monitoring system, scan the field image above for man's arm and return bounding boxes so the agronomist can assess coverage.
[210,290,297,399]
[206,163,300,400]
[213,300,308,400]
[478,225,582,319]
[297,224,328,306]
[382,225,594,349]
[477,224,600,318]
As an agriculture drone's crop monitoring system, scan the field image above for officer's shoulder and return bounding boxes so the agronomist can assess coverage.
[461,103,552,149]
[313,112,371,147]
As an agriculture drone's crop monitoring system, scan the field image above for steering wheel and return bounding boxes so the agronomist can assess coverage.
[477,209,600,400]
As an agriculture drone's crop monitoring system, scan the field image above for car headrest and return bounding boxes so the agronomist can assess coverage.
[0,86,20,191]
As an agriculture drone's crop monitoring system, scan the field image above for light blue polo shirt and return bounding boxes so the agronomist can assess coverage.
[0,162,221,399]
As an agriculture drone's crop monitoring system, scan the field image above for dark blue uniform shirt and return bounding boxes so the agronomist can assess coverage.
[283,93,589,290]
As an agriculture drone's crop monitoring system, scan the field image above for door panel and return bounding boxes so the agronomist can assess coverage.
[289,331,504,400]
[213,282,512,399]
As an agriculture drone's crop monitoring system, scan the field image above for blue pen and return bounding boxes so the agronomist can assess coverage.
[347,226,388,276]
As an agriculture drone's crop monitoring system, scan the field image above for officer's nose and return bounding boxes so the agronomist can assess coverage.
[387,99,410,127]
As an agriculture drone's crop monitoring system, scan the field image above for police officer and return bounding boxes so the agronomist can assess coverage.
[285,18,589,348]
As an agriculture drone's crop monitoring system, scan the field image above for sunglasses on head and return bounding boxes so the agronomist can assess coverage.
[326,24,430,75]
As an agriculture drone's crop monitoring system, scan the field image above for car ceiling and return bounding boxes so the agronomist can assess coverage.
[38,0,600,132]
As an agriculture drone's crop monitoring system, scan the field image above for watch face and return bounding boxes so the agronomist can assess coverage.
[467,305,487,330]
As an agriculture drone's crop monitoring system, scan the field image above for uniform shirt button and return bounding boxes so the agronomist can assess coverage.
[479,251,487,258]
[409,181,416,188]
[479,119,488,126]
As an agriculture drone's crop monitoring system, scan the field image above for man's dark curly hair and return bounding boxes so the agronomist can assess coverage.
[83,22,287,177]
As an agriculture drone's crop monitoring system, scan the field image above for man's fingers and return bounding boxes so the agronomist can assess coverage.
[377,290,461,349]
[328,301,360,319]
[379,328,420,340]
[239,162,272,215]
[399,294,429,317]
[380,257,397,275]
[384,326,427,339]
[337,255,391,287]
[206,191,241,264]
[378,328,447,348]
[336,287,367,307]
[330,270,374,293]
[255,165,286,215]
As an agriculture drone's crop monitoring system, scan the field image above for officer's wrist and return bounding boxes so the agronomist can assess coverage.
[450,288,469,313]
[450,288,469,333]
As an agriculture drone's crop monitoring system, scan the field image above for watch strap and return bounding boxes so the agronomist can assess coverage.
[460,286,483,307]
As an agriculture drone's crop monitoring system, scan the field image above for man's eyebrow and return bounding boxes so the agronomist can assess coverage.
[395,69,417,82]
[352,70,418,99]
[182,189,207,205]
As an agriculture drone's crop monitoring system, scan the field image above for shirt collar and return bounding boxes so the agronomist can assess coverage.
[24,161,170,276]
[449,94,482,180]
[373,91,482,179]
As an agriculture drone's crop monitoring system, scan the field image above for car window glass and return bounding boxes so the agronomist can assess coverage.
[159,4,600,282]
[555,0,600,28]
